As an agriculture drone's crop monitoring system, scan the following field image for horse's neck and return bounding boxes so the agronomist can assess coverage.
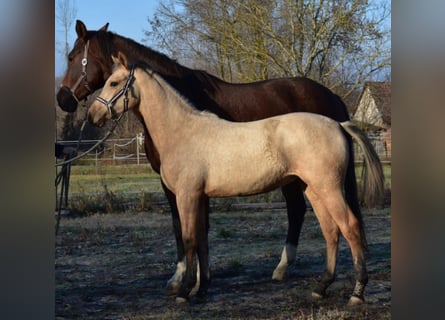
[136,70,197,153]
[112,33,187,77]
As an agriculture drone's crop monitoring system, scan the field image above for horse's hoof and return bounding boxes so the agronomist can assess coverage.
[347,295,364,306]
[175,296,188,304]
[165,282,179,296]
[190,282,200,297]
[194,294,208,304]
[311,291,325,300]
[272,269,286,281]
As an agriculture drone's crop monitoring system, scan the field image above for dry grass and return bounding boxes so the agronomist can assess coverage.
[56,164,391,318]
[56,207,390,319]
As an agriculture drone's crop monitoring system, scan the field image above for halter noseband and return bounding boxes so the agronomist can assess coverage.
[94,65,135,118]
[69,40,93,103]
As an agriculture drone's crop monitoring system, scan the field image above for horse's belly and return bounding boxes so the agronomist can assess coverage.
[204,159,289,197]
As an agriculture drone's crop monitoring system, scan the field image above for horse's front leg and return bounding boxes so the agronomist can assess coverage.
[175,192,208,302]
[196,196,211,302]
[162,181,201,296]
[161,181,187,295]
[273,182,307,280]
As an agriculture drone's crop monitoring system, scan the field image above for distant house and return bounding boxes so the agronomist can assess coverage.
[353,81,391,160]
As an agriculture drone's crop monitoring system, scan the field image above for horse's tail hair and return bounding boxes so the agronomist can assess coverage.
[340,121,385,208]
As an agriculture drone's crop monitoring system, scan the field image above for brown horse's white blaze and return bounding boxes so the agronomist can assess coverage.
[88,52,384,305]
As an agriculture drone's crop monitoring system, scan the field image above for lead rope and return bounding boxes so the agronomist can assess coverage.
[55,109,124,167]
[55,149,76,235]
[55,102,88,235]
[55,101,124,235]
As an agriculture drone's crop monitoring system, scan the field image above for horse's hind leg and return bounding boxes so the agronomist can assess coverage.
[304,190,340,299]
[273,182,307,280]
[318,189,368,305]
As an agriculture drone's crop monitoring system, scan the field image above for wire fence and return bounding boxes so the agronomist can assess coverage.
[57,133,146,166]
[57,132,391,166]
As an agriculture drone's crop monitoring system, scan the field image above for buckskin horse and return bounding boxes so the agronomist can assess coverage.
[87,53,384,304]
[56,20,375,295]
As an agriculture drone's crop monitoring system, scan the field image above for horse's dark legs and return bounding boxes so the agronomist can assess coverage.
[272,182,307,280]
[162,181,184,258]
[162,181,188,295]
[344,135,367,249]
[196,197,211,302]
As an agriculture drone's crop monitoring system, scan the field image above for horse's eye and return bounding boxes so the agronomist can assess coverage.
[110,81,118,87]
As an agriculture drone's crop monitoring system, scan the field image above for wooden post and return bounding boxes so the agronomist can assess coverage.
[113,143,115,165]
[136,134,140,165]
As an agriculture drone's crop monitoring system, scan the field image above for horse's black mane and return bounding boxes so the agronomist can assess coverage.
[95,30,188,78]
[87,28,226,117]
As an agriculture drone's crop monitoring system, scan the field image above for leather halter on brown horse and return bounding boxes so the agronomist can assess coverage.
[56,20,368,296]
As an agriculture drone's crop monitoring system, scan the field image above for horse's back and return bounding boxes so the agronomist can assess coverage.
[218,78,349,122]
[273,112,345,148]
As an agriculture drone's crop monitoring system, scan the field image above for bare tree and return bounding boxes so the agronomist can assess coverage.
[56,0,77,63]
[145,0,390,99]
[56,0,82,141]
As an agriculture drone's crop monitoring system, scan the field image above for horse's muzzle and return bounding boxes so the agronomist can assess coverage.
[56,86,79,112]
[87,104,106,128]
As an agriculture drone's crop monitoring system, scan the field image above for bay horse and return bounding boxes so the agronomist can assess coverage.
[57,20,373,294]
[87,53,384,305]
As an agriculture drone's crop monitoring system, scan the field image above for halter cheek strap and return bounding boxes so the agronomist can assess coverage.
[69,40,92,103]
[94,65,135,118]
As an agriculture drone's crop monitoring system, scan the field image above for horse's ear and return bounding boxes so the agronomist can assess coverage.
[111,55,120,65]
[75,20,87,39]
[99,22,109,32]
[117,52,129,69]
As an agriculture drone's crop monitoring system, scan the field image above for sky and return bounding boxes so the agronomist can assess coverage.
[55,0,391,78]
[55,0,159,76]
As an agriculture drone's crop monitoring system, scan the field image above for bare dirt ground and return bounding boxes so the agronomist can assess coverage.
[55,203,390,319]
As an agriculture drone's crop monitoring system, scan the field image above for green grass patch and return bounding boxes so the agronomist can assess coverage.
[68,164,162,195]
